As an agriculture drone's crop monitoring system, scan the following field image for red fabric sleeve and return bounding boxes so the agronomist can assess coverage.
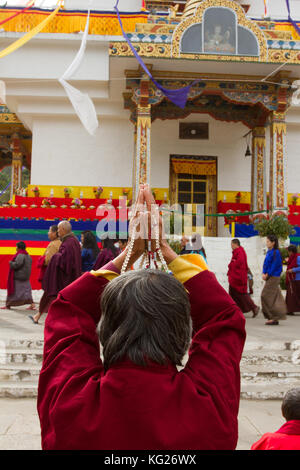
[37,272,109,441]
[251,434,270,450]
[183,270,246,436]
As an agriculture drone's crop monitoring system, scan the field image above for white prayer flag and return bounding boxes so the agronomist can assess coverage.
[59,7,99,136]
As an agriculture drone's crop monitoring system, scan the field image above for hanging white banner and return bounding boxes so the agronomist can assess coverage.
[292,80,300,106]
[59,7,99,136]
[0,80,6,104]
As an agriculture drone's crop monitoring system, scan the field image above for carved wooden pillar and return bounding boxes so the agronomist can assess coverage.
[251,126,267,214]
[133,76,151,200]
[10,133,23,200]
[269,111,287,213]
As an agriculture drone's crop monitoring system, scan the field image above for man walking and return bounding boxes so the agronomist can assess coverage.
[227,239,259,317]
[40,221,82,305]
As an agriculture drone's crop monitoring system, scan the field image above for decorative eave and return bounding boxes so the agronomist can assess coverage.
[110,39,300,65]
[123,68,297,128]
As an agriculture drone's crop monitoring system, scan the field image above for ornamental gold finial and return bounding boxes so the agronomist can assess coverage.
[182,0,203,18]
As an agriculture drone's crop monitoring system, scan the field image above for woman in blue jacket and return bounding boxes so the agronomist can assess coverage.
[261,235,287,325]
[81,231,100,273]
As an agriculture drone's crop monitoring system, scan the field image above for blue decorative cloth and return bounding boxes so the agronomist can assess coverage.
[81,248,97,272]
[292,256,300,281]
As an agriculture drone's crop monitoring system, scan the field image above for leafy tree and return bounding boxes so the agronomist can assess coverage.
[0,166,30,203]
[254,215,295,241]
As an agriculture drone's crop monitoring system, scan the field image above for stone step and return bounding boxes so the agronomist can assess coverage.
[241,380,300,400]
[242,371,300,382]
[0,381,38,398]
[241,362,300,373]
[243,340,300,352]
[1,349,43,365]
[0,363,41,382]
[241,349,295,365]
[3,339,44,350]
[1,372,299,399]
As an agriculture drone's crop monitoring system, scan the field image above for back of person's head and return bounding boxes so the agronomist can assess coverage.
[17,241,26,251]
[58,220,72,237]
[99,269,191,371]
[282,387,300,421]
[102,236,118,255]
[288,245,298,254]
[232,239,240,247]
[82,231,100,257]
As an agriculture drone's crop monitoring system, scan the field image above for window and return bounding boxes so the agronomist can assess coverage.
[180,6,259,57]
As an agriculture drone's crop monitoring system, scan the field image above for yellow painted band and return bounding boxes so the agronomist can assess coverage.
[0,247,45,256]
[0,3,61,60]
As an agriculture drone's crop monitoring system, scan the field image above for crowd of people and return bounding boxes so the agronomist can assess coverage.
[1,186,300,450]
[1,221,126,325]
[227,235,300,326]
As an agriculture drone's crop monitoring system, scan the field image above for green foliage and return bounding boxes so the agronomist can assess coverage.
[280,272,287,291]
[168,239,181,255]
[0,166,11,203]
[280,247,289,265]
[254,215,295,241]
[0,166,30,203]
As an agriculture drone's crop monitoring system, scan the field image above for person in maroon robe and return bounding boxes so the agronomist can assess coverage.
[40,221,82,309]
[285,245,300,315]
[37,186,246,450]
[228,239,259,317]
[93,237,120,270]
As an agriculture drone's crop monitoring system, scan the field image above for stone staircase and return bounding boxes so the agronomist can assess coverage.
[0,338,43,398]
[0,336,300,399]
[241,340,300,400]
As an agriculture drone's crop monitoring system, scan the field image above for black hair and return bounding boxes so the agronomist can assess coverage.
[288,245,298,254]
[99,269,192,371]
[16,241,26,251]
[49,225,59,237]
[82,231,100,260]
[267,234,279,251]
[282,388,300,421]
[102,237,119,256]
[232,239,241,246]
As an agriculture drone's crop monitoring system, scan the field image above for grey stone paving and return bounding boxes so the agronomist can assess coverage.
[0,398,285,450]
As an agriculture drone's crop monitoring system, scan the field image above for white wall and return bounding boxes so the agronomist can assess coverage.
[30,116,134,186]
[30,111,300,197]
[151,115,251,191]
[203,235,265,305]
[286,124,300,194]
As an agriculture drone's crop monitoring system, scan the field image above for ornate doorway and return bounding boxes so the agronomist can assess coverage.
[170,155,218,236]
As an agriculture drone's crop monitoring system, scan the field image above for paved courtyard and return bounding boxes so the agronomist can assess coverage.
[0,397,286,451]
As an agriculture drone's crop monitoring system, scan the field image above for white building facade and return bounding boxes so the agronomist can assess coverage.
[0,0,300,237]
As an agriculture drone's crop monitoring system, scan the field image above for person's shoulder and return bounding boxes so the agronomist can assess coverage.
[251,433,277,450]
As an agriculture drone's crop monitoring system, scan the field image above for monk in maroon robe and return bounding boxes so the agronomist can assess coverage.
[228,239,259,317]
[41,221,82,304]
[37,186,246,450]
